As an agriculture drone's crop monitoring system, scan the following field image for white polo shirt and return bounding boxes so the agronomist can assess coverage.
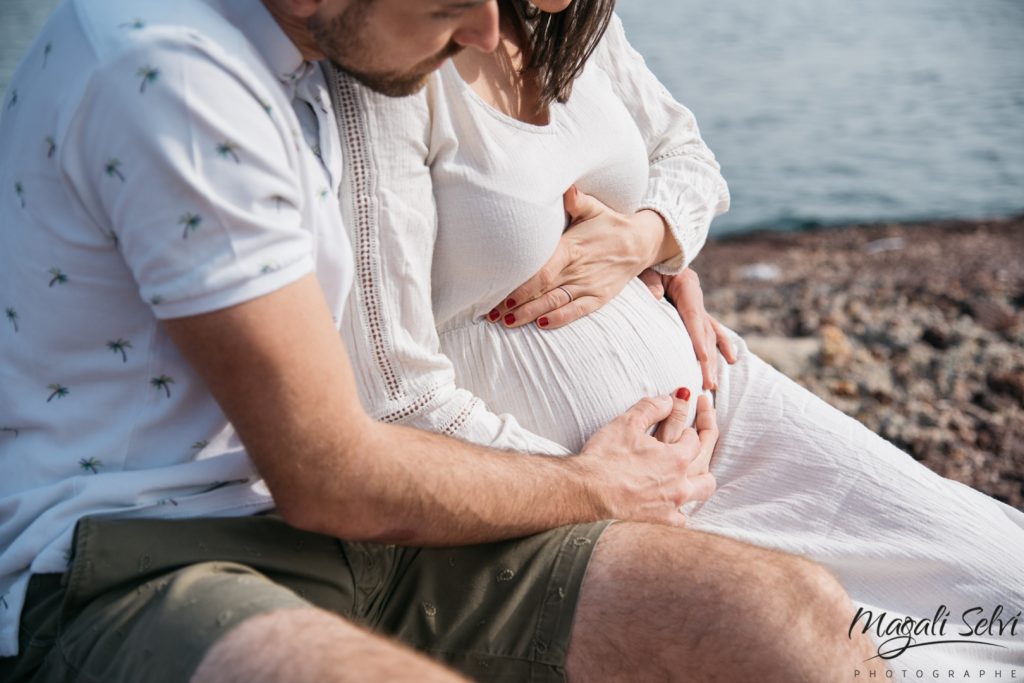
[0,0,352,656]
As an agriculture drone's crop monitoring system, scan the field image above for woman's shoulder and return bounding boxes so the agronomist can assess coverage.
[590,13,630,69]
[586,13,677,105]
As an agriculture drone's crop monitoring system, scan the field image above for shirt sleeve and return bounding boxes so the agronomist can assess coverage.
[63,35,314,318]
[592,14,731,274]
[330,71,571,457]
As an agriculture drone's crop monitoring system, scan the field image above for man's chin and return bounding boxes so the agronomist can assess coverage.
[334,65,432,98]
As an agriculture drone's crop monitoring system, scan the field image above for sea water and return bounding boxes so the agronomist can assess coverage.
[3,0,1022,234]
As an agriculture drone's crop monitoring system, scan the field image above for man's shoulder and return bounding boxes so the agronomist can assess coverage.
[70,0,267,84]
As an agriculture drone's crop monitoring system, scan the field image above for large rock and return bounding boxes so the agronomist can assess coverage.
[819,324,854,367]
[987,368,1024,406]
[744,335,821,378]
[965,297,1018,335]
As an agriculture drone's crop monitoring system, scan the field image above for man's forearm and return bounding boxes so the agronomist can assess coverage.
[271,389,705,546]
[165,277,695,547]
[280,420,601,546]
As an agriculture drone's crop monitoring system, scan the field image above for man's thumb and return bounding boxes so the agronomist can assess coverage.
[625,394,674,432]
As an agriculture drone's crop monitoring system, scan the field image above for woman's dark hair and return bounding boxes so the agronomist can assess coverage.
[500,0,617,109]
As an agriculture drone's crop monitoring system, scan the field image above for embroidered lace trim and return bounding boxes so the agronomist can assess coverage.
[331,72,403,401]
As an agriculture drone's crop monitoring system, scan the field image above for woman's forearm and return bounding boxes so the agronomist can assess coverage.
[631,208,681,270]
[594,14,730,274]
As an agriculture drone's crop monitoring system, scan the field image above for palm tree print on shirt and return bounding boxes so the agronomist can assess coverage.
[6,89,16,110]
[137,66,159,93]
[179,212,202,239]
[46,384,69,402]
[15,182,25,208]
[45,136,56,158]
[104,158,125,181]
[48,268,68,287]
[151,375,175,398]
[216,142,240,163]
[120,18,146,30]
[43,42,53,68]
[5,307,17,332]
[191,440,209,452]
[107,338,132,362]
[78,457,102,474]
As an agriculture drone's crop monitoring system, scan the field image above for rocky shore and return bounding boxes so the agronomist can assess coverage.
[697,215,1024,509]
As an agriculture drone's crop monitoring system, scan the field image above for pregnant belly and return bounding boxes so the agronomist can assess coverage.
[438,279,704,453]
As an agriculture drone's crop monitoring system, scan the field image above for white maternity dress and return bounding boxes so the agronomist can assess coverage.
[327,15,1024,674]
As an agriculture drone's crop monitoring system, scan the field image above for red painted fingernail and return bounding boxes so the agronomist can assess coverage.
[488,309,500,322]
[504,313,516,325]
[676,387,691,400]
[506,298,517,308]
[538,317,549,328]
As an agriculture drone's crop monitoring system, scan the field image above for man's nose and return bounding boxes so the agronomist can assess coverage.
[452,1,500,53]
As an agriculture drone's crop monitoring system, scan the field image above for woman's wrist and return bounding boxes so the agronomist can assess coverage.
[630,209,681,269]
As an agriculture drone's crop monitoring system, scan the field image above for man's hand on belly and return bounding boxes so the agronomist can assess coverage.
[575,392,718,527]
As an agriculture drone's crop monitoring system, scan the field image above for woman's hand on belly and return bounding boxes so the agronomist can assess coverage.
[654,390,718,505]
[486,186,675,330]
[640,268,737,391]
[682,394,718,480]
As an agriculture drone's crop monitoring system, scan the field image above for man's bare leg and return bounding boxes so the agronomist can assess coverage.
[191,608,468,683]
[567,523,884,682]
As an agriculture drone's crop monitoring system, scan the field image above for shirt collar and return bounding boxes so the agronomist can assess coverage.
[220,0,312,98]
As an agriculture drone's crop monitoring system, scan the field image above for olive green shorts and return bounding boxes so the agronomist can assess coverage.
[0,515,611,683]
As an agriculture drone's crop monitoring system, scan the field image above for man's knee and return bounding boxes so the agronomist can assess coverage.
[797,556,849,603]
[775,554,854,621]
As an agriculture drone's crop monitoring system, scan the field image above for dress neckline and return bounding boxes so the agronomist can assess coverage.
[442,60,562,135]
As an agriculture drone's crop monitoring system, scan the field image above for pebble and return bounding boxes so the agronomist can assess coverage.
[738,263,782,282]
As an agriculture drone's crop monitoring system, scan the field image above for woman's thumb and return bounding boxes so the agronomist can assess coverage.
[563,184,600,224]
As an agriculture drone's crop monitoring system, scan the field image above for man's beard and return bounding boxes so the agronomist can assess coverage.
[337,41,463,97]
[308,6,463,98]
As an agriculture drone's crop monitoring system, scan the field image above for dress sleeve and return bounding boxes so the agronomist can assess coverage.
[328,69,571,457]
[592,14,731,274]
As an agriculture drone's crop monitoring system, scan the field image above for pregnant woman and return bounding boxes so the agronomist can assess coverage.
[327,0,1024,669]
